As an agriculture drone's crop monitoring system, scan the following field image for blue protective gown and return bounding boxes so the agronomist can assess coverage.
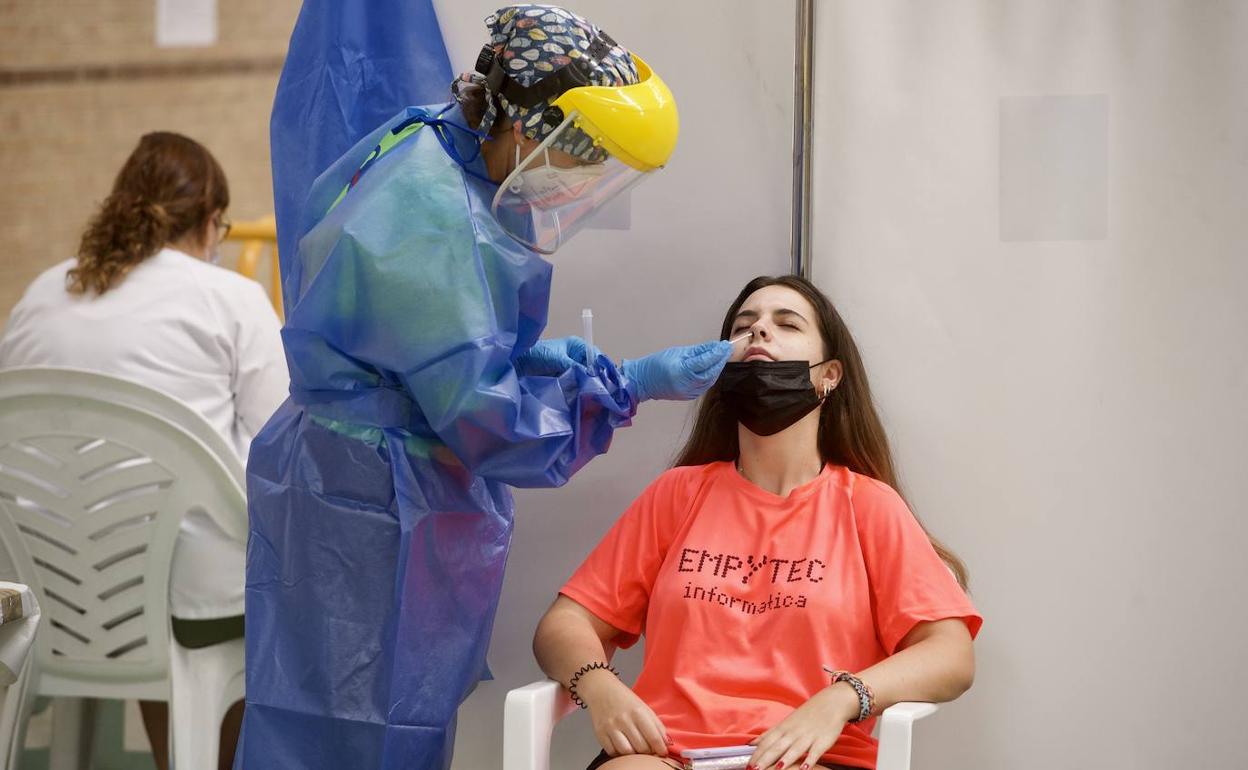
[235,104,637,769]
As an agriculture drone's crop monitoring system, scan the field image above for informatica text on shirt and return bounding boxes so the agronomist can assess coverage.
[676,546,825,616]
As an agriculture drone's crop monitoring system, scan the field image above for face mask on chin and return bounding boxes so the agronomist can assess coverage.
[717,359,834,437]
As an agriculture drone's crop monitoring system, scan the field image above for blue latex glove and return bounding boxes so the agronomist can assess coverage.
[621,340,733,402]
[515,336,600,377]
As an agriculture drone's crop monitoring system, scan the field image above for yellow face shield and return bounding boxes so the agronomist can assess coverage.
[492,55,679,255]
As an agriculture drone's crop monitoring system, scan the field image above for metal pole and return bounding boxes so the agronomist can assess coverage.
[791,0,814,279]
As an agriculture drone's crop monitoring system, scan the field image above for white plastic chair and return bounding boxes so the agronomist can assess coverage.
[504,680,938,770]
[0,582,40,768]
[0,367,248,770]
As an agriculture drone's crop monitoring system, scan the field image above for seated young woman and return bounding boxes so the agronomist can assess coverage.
[533,275,983,770]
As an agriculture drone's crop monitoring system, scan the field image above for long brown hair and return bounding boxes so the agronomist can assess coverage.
[673,275,970,589]
[68,131,228,294]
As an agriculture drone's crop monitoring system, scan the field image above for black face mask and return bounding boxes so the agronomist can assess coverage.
[718,359,832,437]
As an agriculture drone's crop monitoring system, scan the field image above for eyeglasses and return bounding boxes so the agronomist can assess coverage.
[214,215,232,241]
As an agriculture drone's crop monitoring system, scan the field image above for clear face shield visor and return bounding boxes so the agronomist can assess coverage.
[491,111,654,255]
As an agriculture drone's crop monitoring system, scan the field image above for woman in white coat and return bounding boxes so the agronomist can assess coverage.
[0,131,288,770]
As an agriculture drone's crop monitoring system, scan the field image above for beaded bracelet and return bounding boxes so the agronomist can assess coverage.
[567,661,619,709]
[822,666,875,723]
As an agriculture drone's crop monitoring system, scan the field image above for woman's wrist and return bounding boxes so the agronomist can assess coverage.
[818,681,863,723]
[567,661,619,708]
[574,667,623,708]
[822,667,876,722]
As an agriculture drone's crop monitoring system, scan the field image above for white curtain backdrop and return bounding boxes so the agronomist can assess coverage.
[809,2,1247,768]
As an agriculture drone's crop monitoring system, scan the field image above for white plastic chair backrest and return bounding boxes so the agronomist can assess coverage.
[0,367,245,687]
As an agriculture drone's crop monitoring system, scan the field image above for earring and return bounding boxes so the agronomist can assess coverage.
[823,383,833,398]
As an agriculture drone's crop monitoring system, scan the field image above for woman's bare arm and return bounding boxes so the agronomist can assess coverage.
[533,595,671,757]
[748,618,975,770]
[856,617,976,711]
[533,595,621,685]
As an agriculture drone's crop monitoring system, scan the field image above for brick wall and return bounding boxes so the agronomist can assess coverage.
[0,0,302,317]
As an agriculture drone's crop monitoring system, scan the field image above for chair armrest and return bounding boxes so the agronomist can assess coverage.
[875,702,939,770]
[504,680,577,770]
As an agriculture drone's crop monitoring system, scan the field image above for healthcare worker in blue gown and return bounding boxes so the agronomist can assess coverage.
[236,5,731,769]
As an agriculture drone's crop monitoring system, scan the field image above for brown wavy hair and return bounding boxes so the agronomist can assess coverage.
[68,132,228,294]
[673,275,970,589]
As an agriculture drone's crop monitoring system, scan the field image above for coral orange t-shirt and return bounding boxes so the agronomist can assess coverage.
[560,462,983,770]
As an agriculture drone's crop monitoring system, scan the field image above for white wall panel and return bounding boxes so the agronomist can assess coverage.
[809,2,1247,768]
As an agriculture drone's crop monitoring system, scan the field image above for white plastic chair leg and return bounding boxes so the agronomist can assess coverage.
[875,701,939,770]
[169,638,245,770]
[48,696,96,770]
[503,680,575,770]
[0,656,37,769]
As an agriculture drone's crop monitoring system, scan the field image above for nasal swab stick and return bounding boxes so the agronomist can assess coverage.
[582,309,595,375]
